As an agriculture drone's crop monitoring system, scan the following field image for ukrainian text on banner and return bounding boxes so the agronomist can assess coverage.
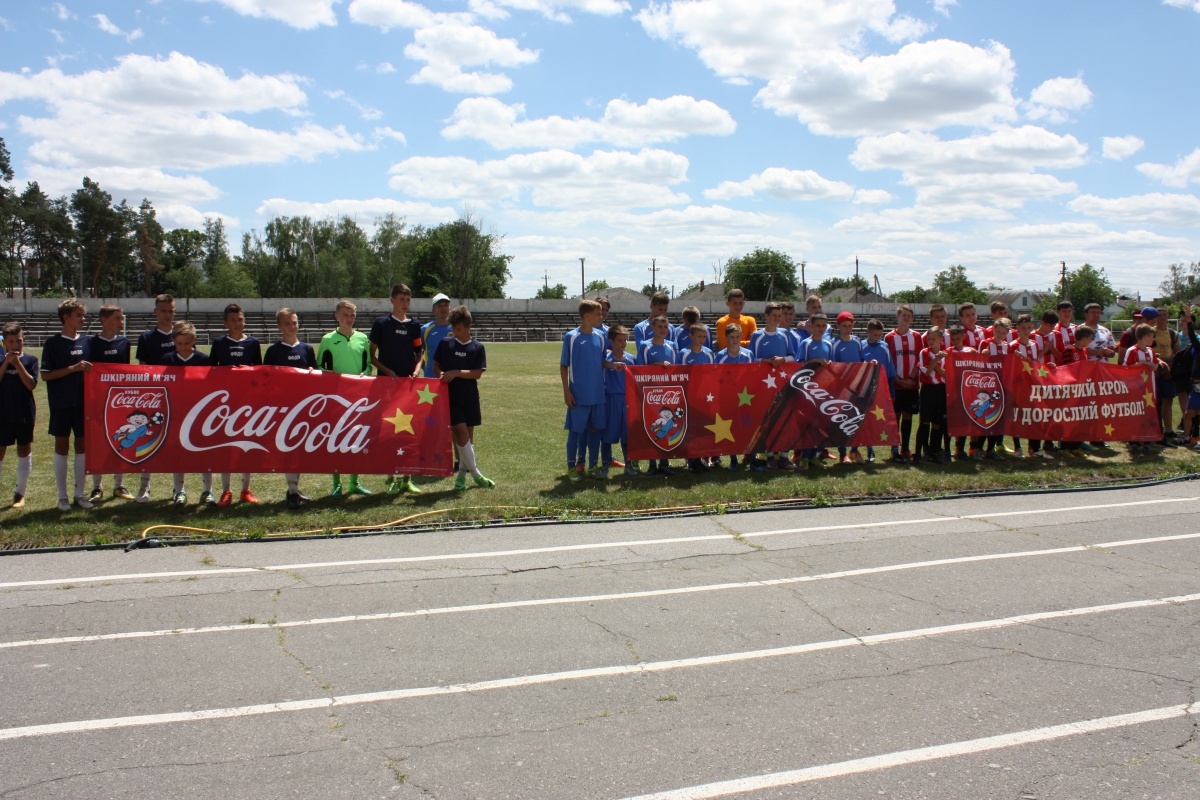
[625,362,899,461]
[85,365,452,475]
[1002,356,1160,442]
[945,351,1008,437]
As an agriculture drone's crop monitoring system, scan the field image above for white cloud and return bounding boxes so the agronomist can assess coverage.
[191,0,339,30]
[52,4,75,21]
[326,89,381,120]
[372,126,407,144]
[1164,0,1200,12]
[28,165,223,205]
[256,197,458,227]
[94,13,143,41]
[349,0,537,94]
[388,148,692,209]
[853,188,894,204]
[442,95,735,149]
[468,0,629,23]
[377,61,396,73]
[1137,148,1200,187]
[156,205,240,231]
[1024,76,1092,123]
[933,0,958,15]
[704,167,855,202]
[637,1,1018,136]
[1068,193,1200,228]
[1102,135,1144,161]
[994,221,1105,239]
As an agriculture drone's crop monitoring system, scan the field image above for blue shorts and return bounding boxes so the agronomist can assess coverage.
[564,403,605,433]
[48,407,85,438]
[603,393,627,443]
[1188,391,1200,412]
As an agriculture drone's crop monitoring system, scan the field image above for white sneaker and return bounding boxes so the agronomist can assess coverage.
[1032,450,1054,460]
[135,490,151,503]
[73,496,94,509]
[57,498,71,512]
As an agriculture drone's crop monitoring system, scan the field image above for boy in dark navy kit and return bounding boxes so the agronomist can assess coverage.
[88,305,132,502]
[264,308,316,508]
[210,303,263,507]
[1,322,38,508]
[370,283,424,496]
[133,294,176,502]
[164,321,214,505]
[41,299,93,511]
[433,305,494,491]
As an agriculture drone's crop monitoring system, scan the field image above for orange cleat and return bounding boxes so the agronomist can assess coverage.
[240,490,260,504]
[216,490,233,508]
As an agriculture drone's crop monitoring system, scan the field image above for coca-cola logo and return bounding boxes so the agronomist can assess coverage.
[789,368,867,438]
[180,391,380,455]
[641,384,688,452]
[961,369,1004,429]
[104,386,170,464]
[964,372,998,390]
[644,387,684,406]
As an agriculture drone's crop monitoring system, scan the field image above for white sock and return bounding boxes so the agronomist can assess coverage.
[173,473,184,494]
[286,473,300,493]
[113,473,124,491]
[140,473,151,493]
[459,441,479,476]
[54,453,68,499]
[17,455,31,496]
[221,473,231,493]
[241,472,251,492]
[92,473,103,492]
[202,473,213,493]
[74,453,86,498]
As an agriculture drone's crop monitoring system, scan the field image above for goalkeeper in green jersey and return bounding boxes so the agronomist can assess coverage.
[316,300,373,497]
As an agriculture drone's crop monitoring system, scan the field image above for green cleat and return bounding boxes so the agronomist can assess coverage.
[588,466,608,480]
[386,476,401,495]
[401,476,422,495]
[568,469,583,483]
[347,481,372,496]
[454,473,468,491]
[331,485,344,498]
[473,473,496,488]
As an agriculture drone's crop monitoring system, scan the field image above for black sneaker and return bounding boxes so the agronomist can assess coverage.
[286,492,302,510]
[88,487,104,502]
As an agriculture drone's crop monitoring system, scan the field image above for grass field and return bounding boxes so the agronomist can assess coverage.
[0,342,1196,550]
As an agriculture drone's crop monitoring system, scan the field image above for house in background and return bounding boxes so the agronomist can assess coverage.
[675,281,727,302]
[987,289,1054,316]
[822,286,890,305]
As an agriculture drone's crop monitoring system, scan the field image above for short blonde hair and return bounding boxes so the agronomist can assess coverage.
[335,300,356,313]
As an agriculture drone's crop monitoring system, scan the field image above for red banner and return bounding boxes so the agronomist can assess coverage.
[85,365,452,475]
[626,363,899,460]
[945,352,1009,437]
[1002,356,1160,442]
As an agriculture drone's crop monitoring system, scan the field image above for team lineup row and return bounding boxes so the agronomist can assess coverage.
[0,286,492,512]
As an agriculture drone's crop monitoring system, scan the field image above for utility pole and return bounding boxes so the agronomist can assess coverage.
[579,258,586,298]
[800,260,807,299]
[648,258,657,292]
[543,270,550,291]
[1060,260,1069,300]
[855,257,860,301]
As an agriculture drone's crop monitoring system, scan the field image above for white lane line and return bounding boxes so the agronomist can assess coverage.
[3,591,1198,742]
[0,496,1192,591]
[617,701,1200,800]
[7,530,1200,651]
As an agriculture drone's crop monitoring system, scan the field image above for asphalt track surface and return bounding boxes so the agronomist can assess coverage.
[2,482,1199,799]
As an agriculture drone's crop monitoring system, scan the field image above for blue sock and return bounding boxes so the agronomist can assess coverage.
[601,441,613,465]
[620,440,629,462]
[567,431,579,469]
[586,429,601,468]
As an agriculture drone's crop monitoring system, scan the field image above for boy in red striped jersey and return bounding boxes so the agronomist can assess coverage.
[1012,314,1052,460]
[886,306,921,462]
[1057,326,1094,457]
[916,326,948,463]
[958,303,986,350]
[1123,324,1165,456]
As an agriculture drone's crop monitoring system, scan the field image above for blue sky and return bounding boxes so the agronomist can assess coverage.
[2,0,1199,300]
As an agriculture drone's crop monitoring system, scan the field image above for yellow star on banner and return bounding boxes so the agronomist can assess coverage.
[417,384,438,405]
[705,413,735,444]
[1022,360,1033,373]
[737,386,755,406]
[384,408,414,434]
[1037,365,1050,378]
[1104,424,1115,436]
[1143,390,1156,407]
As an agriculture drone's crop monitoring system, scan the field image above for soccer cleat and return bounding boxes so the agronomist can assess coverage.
[569,469,584,482]
[331,484,345,498]
[775,456,793,470]
[726,456,740,471]
[954,450,967,461]
[820,448,837,461]
[710,456,722,468]
[286,492,302,509]
[765,457,779,469]
[971,449,985,461]
[659,464,675,476]
[940,451,952,463]
[12,493,25,509]
[135,490,151,504]
[1079,442,1098,451]
[688,460,706,474]
[454,473,468,491]
[645,463,659,476]
[88,487,104,502]
[749,458,766,472]
[849,452,865,464]
[347,481,373,496]
[1032,450,1054,460]
[199,491,215,505]
[73,496,94,509]
[1011,448,1025,459]
[925,452,941,464]
[473,473,496,488]
[986,450,1005,461]
[241,490,260,504]
[589,466,609,480]
[216,491,233,508]
[113,486,134,500]
[841,455,853,465]
[401,476,422,495]
[866,449,876,463]
[386,476,401,495]
[899,449,913,461]
[624,464,641,477]
[57,498,72,512]
[609,458,626,469]
[172,491,187,507]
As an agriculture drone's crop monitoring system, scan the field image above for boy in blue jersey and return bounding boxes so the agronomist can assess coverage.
[433,305,495,491]
[673,307,711,352]
[42,299,94,512]
[133,294,177,503]
[165,322,214,505]
[634,291,673,348]
[716,324,753,364]
[780,301,808,355]
[561,299,608,481]
[264,308,316,509]
[748,302,795,471]
[1,322,38,509]
[421,293,453,378]
[677,323,716,473]
[370,284,424,495]
[860,318,896,463]
[795,313,834,469]
[602,325,637,478]
[87,305,132,502]
[210,303,263,507]
[636,316,677,475]
[831,312,865,464]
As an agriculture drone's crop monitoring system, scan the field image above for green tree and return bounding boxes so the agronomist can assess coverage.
[198,259,258,298]
[585,279,610,294]
[202,217,229,277]
[162,227,207,299]
[409,215,510,299]
[724,248,798,300]
[15,182,74,296]
[134,199,164,296]
[1064,263,1117,313]
[371,213,410,293]
[69,177,121,296]
[890,285,938,304]
[0,137,15,295]
[1158,262,1200,304]
[535,282,568,299]
[814,275,868,297]
[931,265,988,304]
[641,284,657,296]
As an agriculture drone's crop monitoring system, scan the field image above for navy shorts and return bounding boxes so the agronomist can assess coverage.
[0,421,34,447]
[919,384,947,424]
[1188,390,1200,412]
[564,403,605,433]
[48,406,85,438]
[895,388,920,415]
[449,400,482,428]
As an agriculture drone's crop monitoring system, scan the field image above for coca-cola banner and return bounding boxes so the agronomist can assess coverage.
[945,351,1009,437]
[625,363,899,461]
[85,365,452,475]
[1001,356,1161,443]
